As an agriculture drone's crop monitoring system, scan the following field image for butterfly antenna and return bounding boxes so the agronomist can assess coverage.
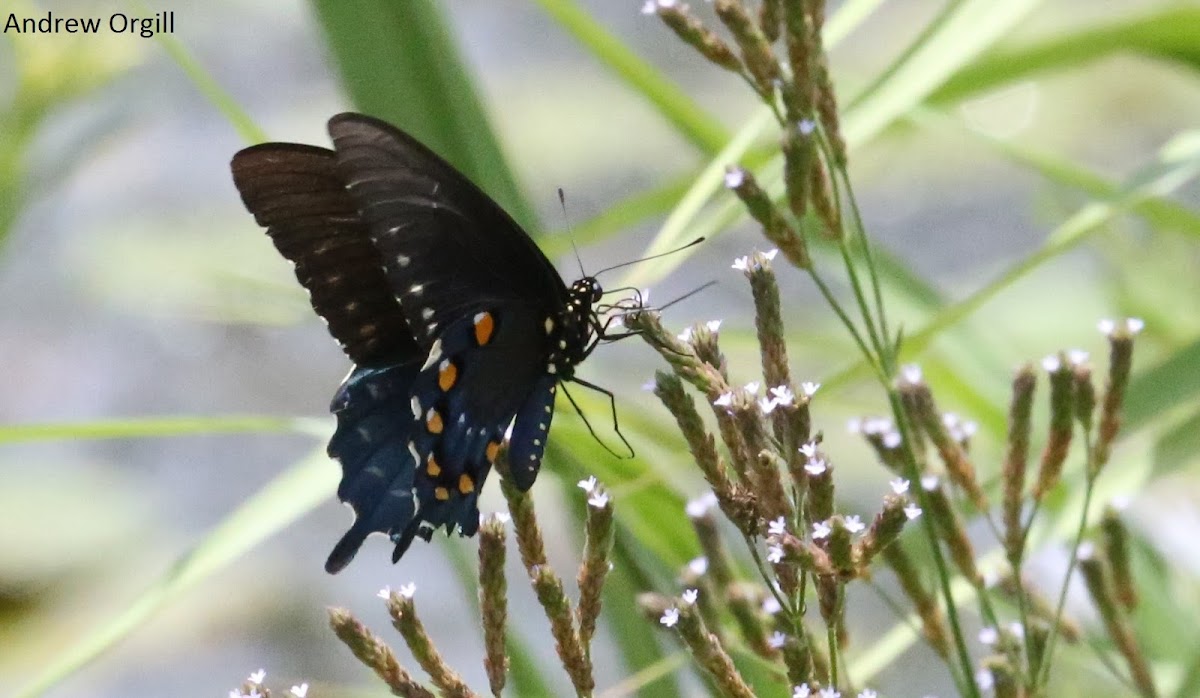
[592,237,705,278]
[559,187,587,278]
[560,379,635,459]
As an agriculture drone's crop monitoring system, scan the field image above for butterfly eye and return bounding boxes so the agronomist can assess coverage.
[590,284,603,304]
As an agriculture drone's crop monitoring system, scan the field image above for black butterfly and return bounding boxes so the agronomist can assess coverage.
[231,113,614,573]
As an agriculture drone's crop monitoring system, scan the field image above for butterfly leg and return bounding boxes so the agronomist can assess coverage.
[563,377,635,459]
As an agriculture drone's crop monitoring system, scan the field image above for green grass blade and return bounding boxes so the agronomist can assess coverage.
[310,0,538,230]
[0,415,305,443]
[15,451,336,698]
[929,7,1200,106]
[1125,338,1200,432]
[532,0,729,155]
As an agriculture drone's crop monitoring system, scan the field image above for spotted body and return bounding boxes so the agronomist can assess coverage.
[231,113,604,573]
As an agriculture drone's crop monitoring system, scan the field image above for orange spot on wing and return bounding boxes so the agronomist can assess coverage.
[434,487,450,501]
[486,440,501,463]
[426,409,444,434]
[458,473,474,494]
[438,360,458,391]
[426,454,441,477]
[474,312,495,345]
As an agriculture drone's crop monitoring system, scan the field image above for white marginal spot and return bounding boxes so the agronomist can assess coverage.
[407,441,420,464]
[544,405,552,413]
[474,311,487,325]
[396,254,411,267]
[422,338,443,370]
[410,396,421,418]
[410,284,424,296]
[558,340,567,349]
[548,364,557,374]
[538,422,546,430]
[534,439,542,445]
[544,317,554,334]
[422,308,435,320]
[427,322,438,335]
[458,414,466,424]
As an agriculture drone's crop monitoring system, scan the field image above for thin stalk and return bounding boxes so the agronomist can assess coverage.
[804,266,887,383]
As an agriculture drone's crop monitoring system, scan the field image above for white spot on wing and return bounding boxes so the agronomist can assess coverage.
[422,338,443,370]
[410,396,421,418]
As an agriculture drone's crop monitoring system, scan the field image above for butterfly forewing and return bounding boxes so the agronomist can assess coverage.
[230,143,420,366]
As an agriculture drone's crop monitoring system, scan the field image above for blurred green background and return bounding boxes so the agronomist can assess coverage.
[2,0,1199,696]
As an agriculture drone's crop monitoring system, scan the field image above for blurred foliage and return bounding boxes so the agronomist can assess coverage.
[2,0,1199,696]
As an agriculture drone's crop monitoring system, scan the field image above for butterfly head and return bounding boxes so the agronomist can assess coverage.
[546,277,603,379]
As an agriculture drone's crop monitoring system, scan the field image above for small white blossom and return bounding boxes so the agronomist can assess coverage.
[800,381,821,397]
[1127,317,1145,333]
[290,684,309,698]
[677,326,694,342]
[978,626,999,645]
[686,492,718,518]
[230,691,243,698]
[494,512,511,524]
[1078,541,1096,559]
[377,586,392,599]
[732,255,751,271]
[768,631,787,648]
[960,420,978,438]
[688,556,709,575]
[248,670,266,685]
[767,545,785,564]
[399,582,417,599]
[904,503,923,520]
[743,381,761,394]
[844,515,865,533]
[901,364,923,383]
[890,478,910,494]
[660,607,680,627]
[1097,318,1115,335]
[577,475,598,493]
[793,684,812,698]
[768,516,788,536]
[1042,354,1062,372]
[762,597,782,614]
[858,690,878,698]
[882,430,902,448]
[724,168,746,189]
[1067,349,1089,366]
[706,319,722,332]
[846,417,863,433]
[682,588,699,605]
[819,688,841,698]
[921,474,940,491]
[763,249,779,261]
[713,392,734,407]
[641,379,656,391]
[588,491,610,508]
[804,458,828,475]
[1110,494,1132,510]
[798,118,816,135]
[799,441,819,458]
[812,520,832,539]
[1009,621,1026,639]
[759,396,779,414]
[976,668,995,691]
[770,385,795,406]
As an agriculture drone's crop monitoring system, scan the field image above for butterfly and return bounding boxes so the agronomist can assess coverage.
[231,113,616,573]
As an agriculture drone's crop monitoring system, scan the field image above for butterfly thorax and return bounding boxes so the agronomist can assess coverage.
[546,277,602,380]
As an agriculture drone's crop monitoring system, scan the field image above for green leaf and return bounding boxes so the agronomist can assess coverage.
[16,450,335,698]
[1126,337,1200,432]
[0,415,305,444]
[310,0,538,231]
[929,7,1200,106]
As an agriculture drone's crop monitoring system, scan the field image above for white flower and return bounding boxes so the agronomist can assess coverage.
[290,684,309,698]
[959,420,978,438]
[1067,349,1089,366]
[732,255,751,271]
[800,381,821,397]
[889,478,910,494]
[713,392,734,407]
[743,381,761,394]
[799,441,818,458]
[1078,541,1096,560]
[1097,318,1115,335]
[976,668,995,691]
[1110,494,1132,511]
[921,474,940,490]
[230,691,243,698]
[1009,621,1026,639]
[978,626,999,645]
[762,597,782,614]
[494,512,511,524]
[248,669,266,685]
[759,396,779,414]
[793,684,812,698]
[1042,354,1062,372]
[686,492,718,518]
[768,631,787,648]
[1126,317,1145,334]
[399,582,417,599]
[882,431,902,448]
[377,586,392,600]
[577,475,598,493]
[640,0,658,14]
[804,458,828,475]
[767,545,785,564]
[588,491,610,508]
[770,385,795,406]
[904,503,923,520]
[768,516,788,536]
[844,515,865,533]
[660,607,680,627]
[688,556,709,575]
[724,168,746,189]
[812,520,832,539]
[820,689,841,698]
[797,119,816,135]
[846,417,863,433]
[641,379,657,391]
[763,249,779,261]
[901,364,923,383]
[682,588,699,605]
[677,326,694,342]
[706,319,722,332]
[858,690,878,698]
